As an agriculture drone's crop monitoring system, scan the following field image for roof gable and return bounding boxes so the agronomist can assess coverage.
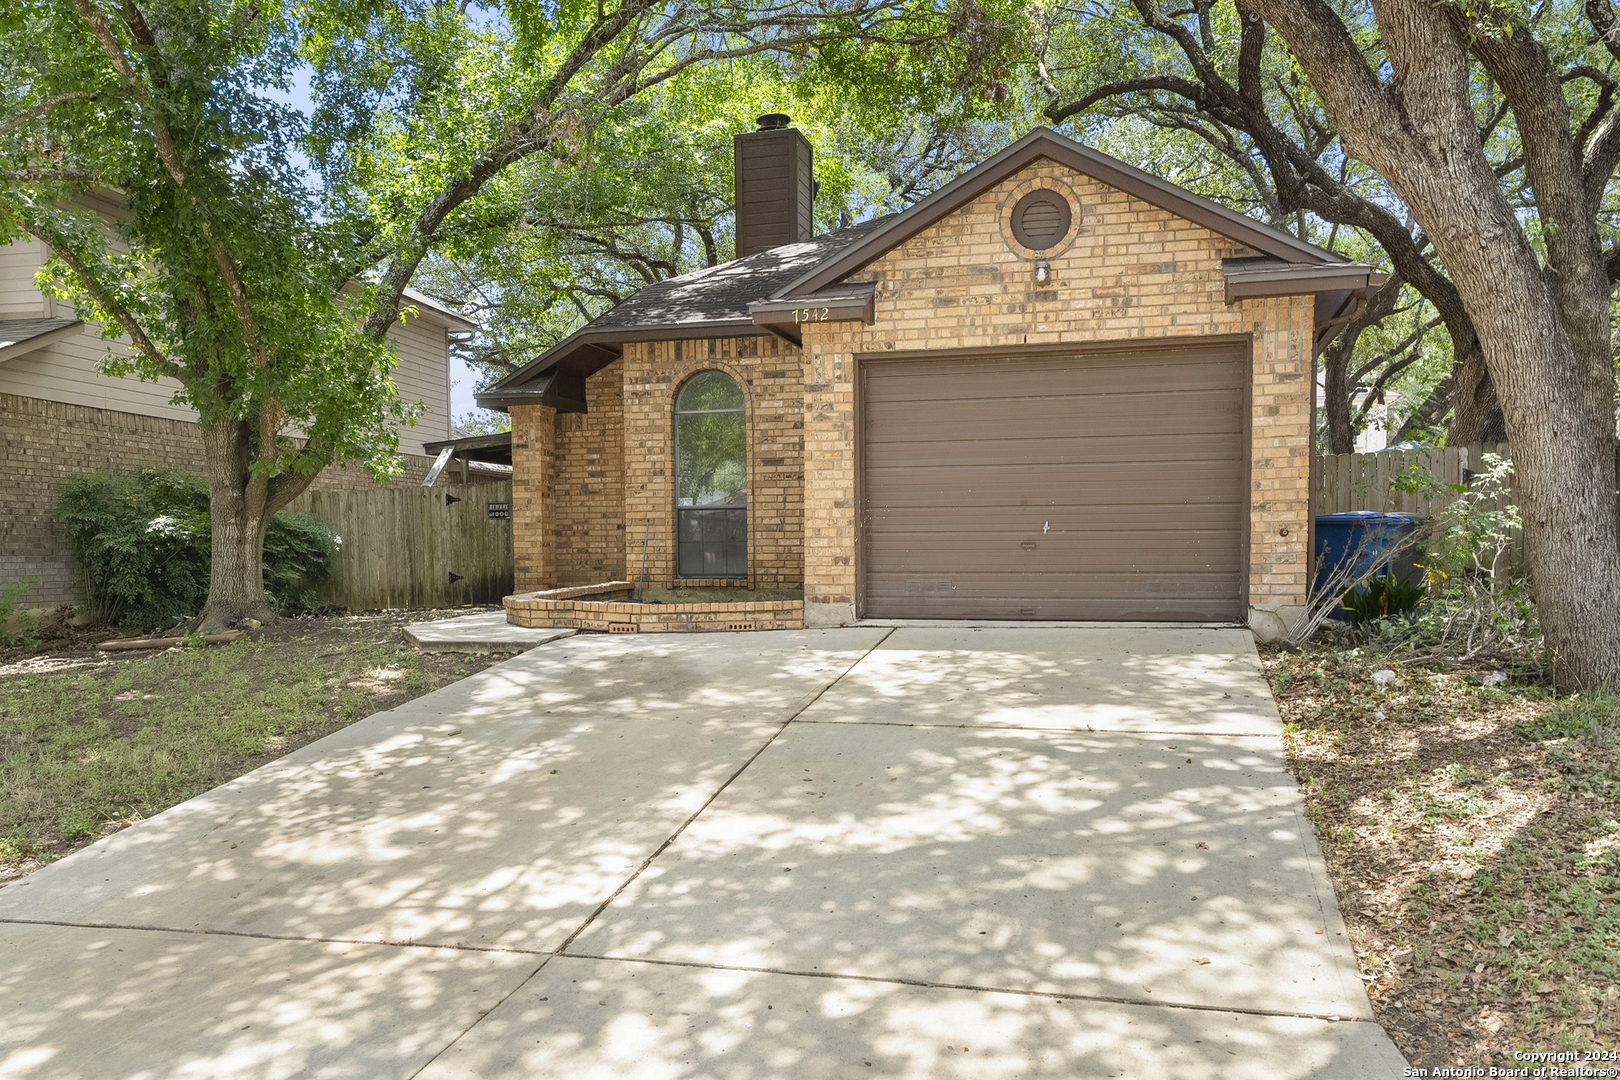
[772,127,1343,300]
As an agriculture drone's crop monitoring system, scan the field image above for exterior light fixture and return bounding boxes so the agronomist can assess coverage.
[1034,260,1051,285]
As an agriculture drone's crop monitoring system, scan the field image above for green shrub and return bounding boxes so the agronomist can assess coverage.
[58,469,341,627]
[1362,455,1541,663]
[263,512,341,613]
[1342,572,1424,626]
[57,469,211,629]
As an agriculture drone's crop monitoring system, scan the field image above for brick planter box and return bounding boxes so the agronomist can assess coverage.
[504,581,805,633]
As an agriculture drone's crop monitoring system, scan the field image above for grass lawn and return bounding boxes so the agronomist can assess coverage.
[0,609,513,884]
[1261,646,1620,1069]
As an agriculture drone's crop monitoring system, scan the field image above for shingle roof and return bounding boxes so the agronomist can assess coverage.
[477,127,1376,412]
[578,216,891,332]
[476,218,890,410]
[0,317,81,353]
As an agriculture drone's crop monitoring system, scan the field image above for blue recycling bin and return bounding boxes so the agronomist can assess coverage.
[1314,511,1424,617]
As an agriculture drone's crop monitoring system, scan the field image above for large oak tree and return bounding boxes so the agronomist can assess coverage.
[0,0,1004,630]
[1208,0,1619,687]
[1034,0,1525,445]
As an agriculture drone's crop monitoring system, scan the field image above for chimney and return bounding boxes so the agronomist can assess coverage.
[734,114,815,258]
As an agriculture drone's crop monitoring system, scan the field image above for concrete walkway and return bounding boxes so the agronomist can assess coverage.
[403,611,575,653]
[0,627,1406,1079]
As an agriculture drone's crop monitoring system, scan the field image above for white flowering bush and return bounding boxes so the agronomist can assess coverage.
[58,469,341,627]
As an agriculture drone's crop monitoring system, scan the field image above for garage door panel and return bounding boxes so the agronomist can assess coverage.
[866,431,1244,470]
[865,535,1243,576]
[867,504,1243,531]
[868,460,1245,505]
[867,570,1241,620]
[865,406,1243,447]
[868,594,1239,621]
[874,386,1237,437]
[865,358,1247,405]
[862,344,1247,622]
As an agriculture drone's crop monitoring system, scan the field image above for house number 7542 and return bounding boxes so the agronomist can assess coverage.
[794,307,832,324]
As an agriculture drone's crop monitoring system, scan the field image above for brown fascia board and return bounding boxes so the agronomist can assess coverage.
[749,285,876,343]
[422,430,513,455]
[774,128,1345,299]
[475,319,763,412]
[1223,264,1380,304]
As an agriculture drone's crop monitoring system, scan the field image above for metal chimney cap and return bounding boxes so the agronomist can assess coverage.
[755,113,792,130]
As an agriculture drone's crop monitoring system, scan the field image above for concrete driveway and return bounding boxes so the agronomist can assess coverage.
[0,626,1406,1079]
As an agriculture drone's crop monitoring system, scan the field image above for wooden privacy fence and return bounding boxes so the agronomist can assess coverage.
[285,481,514,610]
[1315,443,1512,516]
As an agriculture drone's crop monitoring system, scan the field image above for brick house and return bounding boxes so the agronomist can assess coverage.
[0,203,476,607]
[478,122,1381,639]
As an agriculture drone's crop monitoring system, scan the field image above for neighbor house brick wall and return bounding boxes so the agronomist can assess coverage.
[510,402,557,590]
[554,361,627,584]
[0,392,431,608]
[620,335,805,590]
[799,160,1315,623]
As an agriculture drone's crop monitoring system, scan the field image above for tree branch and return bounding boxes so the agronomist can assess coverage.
[23,220,171,374]
[0,92,99,137]
[2,169,102,185]
[1045,76,1207,124]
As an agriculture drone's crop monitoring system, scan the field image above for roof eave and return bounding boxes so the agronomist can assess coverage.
[400,288,480,332]
[1224,266,1382,303]
[0,319,85,362]
[749,284,876,340]
[477,319,766,413]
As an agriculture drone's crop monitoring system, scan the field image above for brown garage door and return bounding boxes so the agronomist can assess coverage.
[861,343,1246,621]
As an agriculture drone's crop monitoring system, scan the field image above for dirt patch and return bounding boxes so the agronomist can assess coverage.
[1261,646,1620,1067]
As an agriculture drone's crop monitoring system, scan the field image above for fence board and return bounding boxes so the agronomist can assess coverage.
[285,482,514,609]
[1315,445,1516,517]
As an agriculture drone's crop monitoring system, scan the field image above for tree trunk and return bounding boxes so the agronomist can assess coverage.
[1322,333,1357,455]
[1248,0,1620,689]
[196,418,284,632]
[1449,342,1508,444]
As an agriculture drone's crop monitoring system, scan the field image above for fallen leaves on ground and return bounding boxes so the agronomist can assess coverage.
[1262,646,1619,1070]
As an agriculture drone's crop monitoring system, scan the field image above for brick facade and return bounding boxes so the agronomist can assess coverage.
[504,581,803,633]
[506,158,1319,634]
[621,336,804,591]
[798,161,1314,629]
[510,402,556,591]
[554,362,626,584]
[1,392,432,608]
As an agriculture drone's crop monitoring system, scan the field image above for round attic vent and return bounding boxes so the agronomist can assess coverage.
[1011,189,1072,250]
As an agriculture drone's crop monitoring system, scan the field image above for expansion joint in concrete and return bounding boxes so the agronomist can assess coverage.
[790,718,1286,738]
[548,626,896,959]
[0,916,548,956]
[557,949,1382,1026]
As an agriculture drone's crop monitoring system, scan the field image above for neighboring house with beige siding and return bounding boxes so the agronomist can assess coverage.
[0,229,476,608]
[482,123,1385,640]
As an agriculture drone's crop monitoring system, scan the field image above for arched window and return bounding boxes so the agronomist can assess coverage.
[674,371,747,577]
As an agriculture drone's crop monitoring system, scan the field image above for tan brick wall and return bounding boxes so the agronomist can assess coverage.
[554,361,627,584]
[620,335,804,589]
[510,402,557,591]
[800,160,1315,623]
[0,391,431,607]
[504,582,802,633]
